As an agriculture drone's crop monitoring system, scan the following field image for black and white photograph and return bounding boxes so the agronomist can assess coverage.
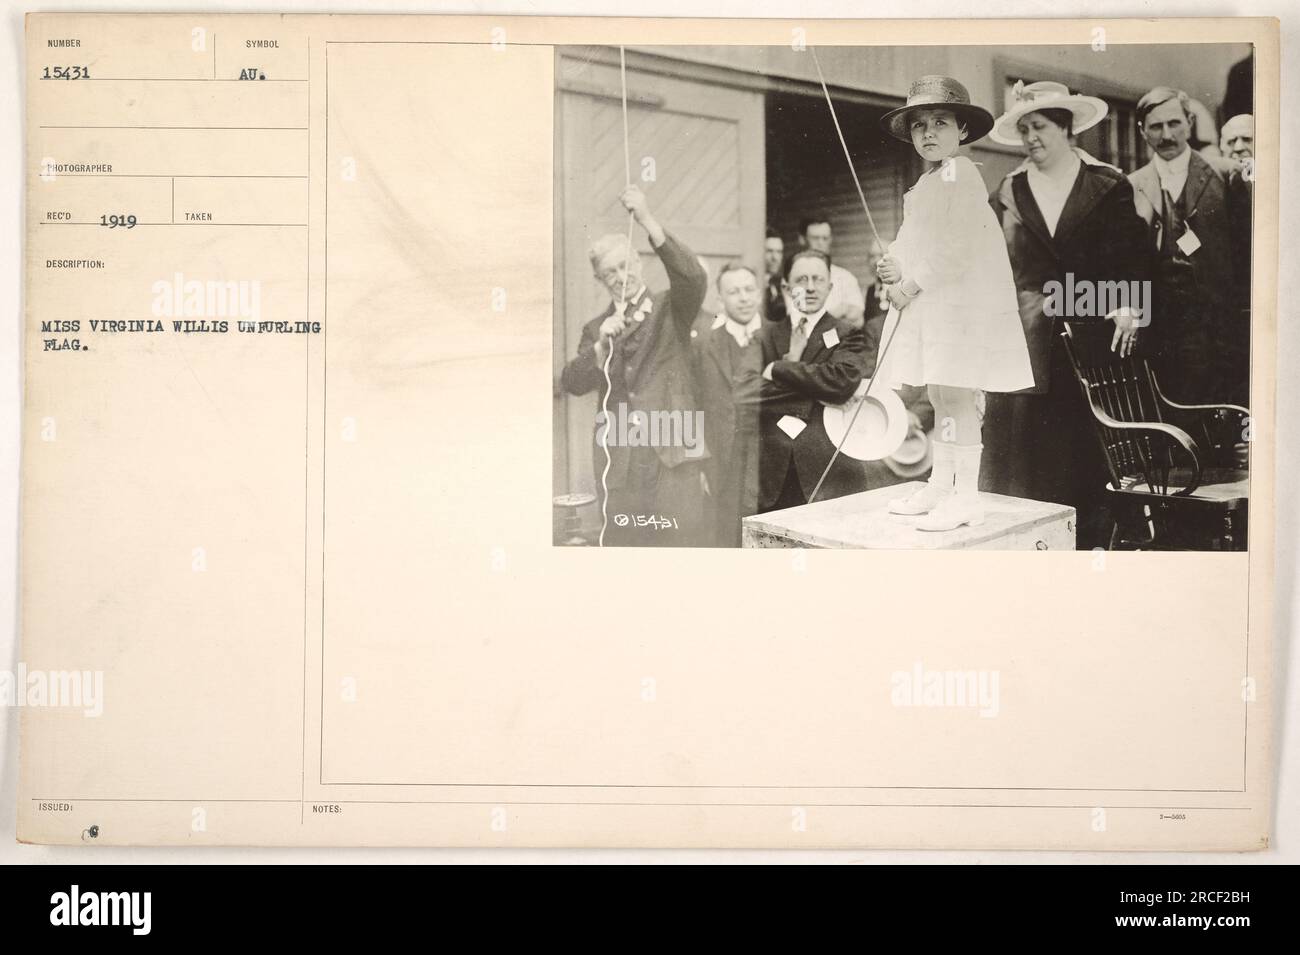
[553,42,1255,551]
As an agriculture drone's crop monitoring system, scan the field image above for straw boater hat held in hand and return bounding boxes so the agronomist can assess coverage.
[989,80,1109,145]
[821,380,909,462]
[880,75,996,143]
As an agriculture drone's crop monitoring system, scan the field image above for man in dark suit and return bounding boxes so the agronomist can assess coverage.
[559,185,709,546]
[754,249,869,512]
[689,263,764,546]
[1130,86,1251,406]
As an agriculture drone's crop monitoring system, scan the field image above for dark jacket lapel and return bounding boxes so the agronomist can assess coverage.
[1130,163,1163,223]
[1182,149,1216,214]
[707,321,735,381]
[798,312,837,364]
[1009,172,1056,256]
[620,288,657,387]
[770,315,792,363]
[1053,165,1117,245]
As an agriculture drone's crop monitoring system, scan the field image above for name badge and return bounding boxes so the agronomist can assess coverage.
[1176,228,1202,256]
[822,329,840,349]
[776,415,807,440]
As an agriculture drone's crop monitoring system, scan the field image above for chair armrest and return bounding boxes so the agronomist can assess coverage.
[1151,370,1250,418]
[1157,395,1250,418]
[1086,403,1204,496]
[1153,397,1250,469]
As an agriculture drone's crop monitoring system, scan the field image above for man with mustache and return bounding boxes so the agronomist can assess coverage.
[1129,87,1251,406]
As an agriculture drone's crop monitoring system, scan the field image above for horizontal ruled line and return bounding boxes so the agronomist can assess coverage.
[324,40,554,47]
[40,174,307,179]
[33,797,301,803]
[319,781,1251,791]
[29,797,1255,810]
[41,125,308,130]
[39,221,308,227]
[45,77,308,82]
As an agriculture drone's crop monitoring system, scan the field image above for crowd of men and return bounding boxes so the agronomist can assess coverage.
[560,89,1254,548]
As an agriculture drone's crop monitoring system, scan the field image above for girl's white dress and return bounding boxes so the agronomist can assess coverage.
[873,155,1034,393]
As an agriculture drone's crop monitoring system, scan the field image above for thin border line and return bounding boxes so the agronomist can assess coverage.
[30,798,1252,811]
[38,222,308,227]
[39,125,308,130]
[301,34,312,827]
[319,41,329,789]
[44,174,308,179]
[316,782,1248,792]
[55,78,308,82]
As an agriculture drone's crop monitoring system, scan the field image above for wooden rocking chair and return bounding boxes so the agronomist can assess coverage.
[1061,322,1250,551]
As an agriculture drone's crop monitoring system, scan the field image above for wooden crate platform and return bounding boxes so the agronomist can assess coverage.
[742,481,1076,550]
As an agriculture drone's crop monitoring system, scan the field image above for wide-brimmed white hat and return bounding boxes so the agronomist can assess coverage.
[989,80,1109,146]
[821,380,909,462]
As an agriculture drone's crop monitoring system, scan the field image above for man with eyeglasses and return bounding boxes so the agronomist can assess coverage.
[791,217,867,328]
[752,249,869,512]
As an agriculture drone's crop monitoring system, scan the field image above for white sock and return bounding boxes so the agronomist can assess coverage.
[928,440,956,493]
[952,443,983,499]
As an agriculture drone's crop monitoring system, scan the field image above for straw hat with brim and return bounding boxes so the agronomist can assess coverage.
[821,381,909,462]
[989,80,1109,146]
[880,75,995,144]
[883,426,934,479]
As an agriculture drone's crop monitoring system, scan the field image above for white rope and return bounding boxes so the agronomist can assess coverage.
[810,47,884,252]
[598,45,637,546]
[806,46,903,504]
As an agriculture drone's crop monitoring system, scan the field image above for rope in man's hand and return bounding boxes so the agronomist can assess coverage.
[598,45,637,547]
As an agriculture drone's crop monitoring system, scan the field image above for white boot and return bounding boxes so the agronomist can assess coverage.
[889,441,954,516]
[918,443,985,531]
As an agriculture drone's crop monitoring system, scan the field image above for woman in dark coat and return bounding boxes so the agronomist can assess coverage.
[980,81,1153,549]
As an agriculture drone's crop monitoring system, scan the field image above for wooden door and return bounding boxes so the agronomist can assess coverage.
[554,51,766,505]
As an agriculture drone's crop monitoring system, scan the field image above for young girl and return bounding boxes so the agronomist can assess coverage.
[873,76,1035,531]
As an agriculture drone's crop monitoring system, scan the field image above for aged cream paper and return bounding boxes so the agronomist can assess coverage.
[19,13,1277,847]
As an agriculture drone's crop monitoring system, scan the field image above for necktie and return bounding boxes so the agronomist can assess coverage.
[786,316,808,361]
[1159,187,1185,257]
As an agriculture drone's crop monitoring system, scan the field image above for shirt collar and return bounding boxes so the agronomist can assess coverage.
[613,288,653,320]
[1153,146,1192,181]
[1015,146,1108,176]
[1026,150,1081,186]
[792,307,826,333]
[713,312,760,346]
